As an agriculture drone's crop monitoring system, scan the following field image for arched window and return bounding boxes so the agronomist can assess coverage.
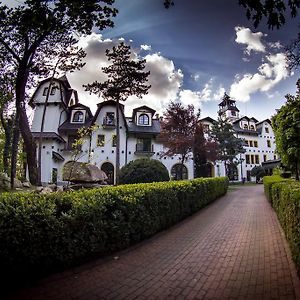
[138,114,149,125]
[72,111,84,123]
[250,125,255,130]
[171,164,188,180]
[243,124,248,130]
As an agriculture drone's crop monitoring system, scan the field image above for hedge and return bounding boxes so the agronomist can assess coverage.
[0,177,228,281]
[263,176,300,275]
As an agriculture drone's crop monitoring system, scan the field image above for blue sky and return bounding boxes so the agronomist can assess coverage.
[6,0,299,121]
[89,0,299,121]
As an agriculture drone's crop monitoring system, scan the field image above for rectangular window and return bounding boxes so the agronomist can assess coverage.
[267,140,271,147]
[274,155,277,160]
[254,141,258,147]
[67,135,81,151]
[255,155,259,164]
[112,135,117,147]
[265,127,269,133]
[43,87,49,96]
[263,155,267,162]
[97,135,105,147]
[246,154,250,164]
[251,155,255,164]
[52,168,58,184]
[249,140,253,147]
[136,138,152,152]
[244,140,249,147]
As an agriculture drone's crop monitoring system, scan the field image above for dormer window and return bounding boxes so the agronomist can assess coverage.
[231,111,236,116]
[42,86,56,96]
[43,87,49,96]
[250,125,255,130]
[138,114,149,125]
[72,111,84,123]
[243,124,248,130]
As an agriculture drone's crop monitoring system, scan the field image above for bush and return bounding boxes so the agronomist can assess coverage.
[0,177,228,282]
[263,176,300,275]
[119,158,169,184]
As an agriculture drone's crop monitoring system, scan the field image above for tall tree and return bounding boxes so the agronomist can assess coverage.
[210,117,245,178]
[272,80,300,180]
[159,102,201,180]
[85,42,150,184]
[0,0,117,185]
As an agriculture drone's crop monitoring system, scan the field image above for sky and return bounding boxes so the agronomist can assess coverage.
[5,0,300,121]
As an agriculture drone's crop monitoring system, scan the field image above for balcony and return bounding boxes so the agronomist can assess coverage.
[134,143,155,156]
[102,117,116,128]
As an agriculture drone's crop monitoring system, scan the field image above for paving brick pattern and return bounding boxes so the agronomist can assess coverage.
[8,185,300,299]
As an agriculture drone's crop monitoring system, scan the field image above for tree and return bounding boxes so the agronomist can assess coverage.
[210,117,245,178]
[0,0,117,185]
[250,165,266,183]
[85,42,150,184]
[159,102,201,180]
[119,158,169,184]
[193,124,218,178]
[272,80,300,180]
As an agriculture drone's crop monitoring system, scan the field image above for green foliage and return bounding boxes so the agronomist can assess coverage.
[210,114,245,171]
[0,177,228,281]
[250,165,265,181]
[272,84,300,180]
[119,158,170,184]
[263,176,300,275]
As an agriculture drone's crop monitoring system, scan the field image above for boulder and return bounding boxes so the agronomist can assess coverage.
[22,181,31,188]
[40,187,53,194]
[62,161,108,183]
[13,178,23,189]
[0,173,10,190]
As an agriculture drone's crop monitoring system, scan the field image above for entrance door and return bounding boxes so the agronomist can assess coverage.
[101,162,114,185]
[247,170,251,181]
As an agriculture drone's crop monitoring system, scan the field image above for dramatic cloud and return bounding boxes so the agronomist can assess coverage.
[235,26,266,54]
[230,53,289,101]
[68,34,184,115]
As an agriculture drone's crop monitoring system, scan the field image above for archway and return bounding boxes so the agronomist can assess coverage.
[171,164,188,180]
[101,162,114,185]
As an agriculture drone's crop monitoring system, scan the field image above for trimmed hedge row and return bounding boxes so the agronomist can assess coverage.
[263,176,300,275]
[0,177,228,279]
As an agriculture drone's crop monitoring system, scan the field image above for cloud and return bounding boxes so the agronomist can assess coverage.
[230,53,289,101]
[68,34,184,116]
[140,44,151,51]
[178,89,202,110]
[235,26,266,55]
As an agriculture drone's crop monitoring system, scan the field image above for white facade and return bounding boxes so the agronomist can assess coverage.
[30,77,194,185]
[30,77,277,185]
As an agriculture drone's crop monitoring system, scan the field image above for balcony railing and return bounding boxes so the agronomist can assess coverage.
[135,143,155,155]
[102,117,116,128]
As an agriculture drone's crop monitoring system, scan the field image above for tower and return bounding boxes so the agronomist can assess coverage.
[218,93,239,123]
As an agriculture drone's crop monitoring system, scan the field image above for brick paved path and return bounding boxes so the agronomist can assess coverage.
[8,185,300,299]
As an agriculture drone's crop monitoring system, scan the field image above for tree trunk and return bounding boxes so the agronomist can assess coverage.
[10,111,19,189]
[15,63,38,185]
[115,98,120,185]
[0,113,12,175]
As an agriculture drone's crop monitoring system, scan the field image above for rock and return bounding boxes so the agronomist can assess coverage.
[22,181,31,188]
[13,178,23,189]
[15,188,23,191]
[0,173,10,190]
[56,186,64,192]
[40,187,53,194]
[36,186,44,192]
[62,161,108,183]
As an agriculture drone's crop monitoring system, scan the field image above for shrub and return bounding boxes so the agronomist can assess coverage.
[263,176,300,275]
[119,158,169,184]
[0,177,228,282]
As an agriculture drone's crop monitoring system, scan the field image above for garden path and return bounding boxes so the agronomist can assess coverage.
[8,185,300,299]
